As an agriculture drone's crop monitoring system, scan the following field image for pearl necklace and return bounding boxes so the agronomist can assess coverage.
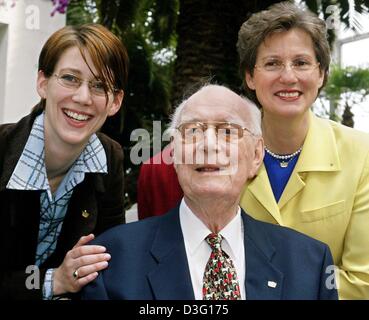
[264,146,302,168]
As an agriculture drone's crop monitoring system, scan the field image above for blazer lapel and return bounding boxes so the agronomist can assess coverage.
[278,112,341,209]
[147,207,195,300]
[278,170,305,209]
[242,212,284,300]
[0,106,43,192]
[49,175,99,260]
[296,111,341,173]
[247,166,283,225]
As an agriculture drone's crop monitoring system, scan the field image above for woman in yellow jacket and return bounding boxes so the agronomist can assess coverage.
[237,2,369,299]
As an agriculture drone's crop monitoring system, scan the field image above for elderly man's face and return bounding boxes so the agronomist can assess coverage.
[173,86,263,202]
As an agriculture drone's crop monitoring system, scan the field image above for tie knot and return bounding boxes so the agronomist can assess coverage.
[206,233,223,251]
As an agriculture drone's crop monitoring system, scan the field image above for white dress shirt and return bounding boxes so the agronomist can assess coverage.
[179,199,246,300]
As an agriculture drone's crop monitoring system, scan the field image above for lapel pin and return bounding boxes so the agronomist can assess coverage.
[268,281,277,288]
[81,210,90,218]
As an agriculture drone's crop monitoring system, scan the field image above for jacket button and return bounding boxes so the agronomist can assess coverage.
[82,210,90,218]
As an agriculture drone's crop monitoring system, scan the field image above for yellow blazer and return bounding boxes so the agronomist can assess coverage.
[240,111,369,300]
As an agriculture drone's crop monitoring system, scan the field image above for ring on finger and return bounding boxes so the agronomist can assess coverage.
[73,269,79,279]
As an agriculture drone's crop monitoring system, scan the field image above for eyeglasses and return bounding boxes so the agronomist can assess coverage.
[53,73,113,96]
[254,59,320,75]
[176,121,254,144]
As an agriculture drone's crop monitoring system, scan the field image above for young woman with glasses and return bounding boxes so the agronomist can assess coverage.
[0,24,128,299]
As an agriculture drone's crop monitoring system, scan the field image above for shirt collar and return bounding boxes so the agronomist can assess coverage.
[74,134,108,174]
[179,198,243,259]
[7,111,107,194]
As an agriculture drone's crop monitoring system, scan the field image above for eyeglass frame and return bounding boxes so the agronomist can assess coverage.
[254,61,320,75]
[53,73,118,97]
[176,121,255,143]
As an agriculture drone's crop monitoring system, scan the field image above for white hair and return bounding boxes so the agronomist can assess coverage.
[166,84,262,137]
[241,95,262,136]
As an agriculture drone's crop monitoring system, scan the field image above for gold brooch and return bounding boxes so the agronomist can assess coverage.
[81,210,90,218]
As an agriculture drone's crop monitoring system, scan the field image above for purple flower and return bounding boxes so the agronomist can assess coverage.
[50,0,69,16]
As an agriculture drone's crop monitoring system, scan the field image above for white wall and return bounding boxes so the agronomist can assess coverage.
[0,23,9,117]
[0,0,65,124]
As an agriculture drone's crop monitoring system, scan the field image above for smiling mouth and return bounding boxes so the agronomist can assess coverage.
[195,166,222,172]
[275,91,302,98]
[63,109,92,122]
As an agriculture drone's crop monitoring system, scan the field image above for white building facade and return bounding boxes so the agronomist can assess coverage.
[0,0,65,124]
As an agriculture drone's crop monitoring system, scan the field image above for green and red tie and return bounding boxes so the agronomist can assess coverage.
[203,233,241,300]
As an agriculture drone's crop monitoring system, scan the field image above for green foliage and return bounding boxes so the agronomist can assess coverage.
[150,0,179,46]
[325,65,369,98]
[66,0,98,25]
[304,0,319,13]
[322,65,369,126]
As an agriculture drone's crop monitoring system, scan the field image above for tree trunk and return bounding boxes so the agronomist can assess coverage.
[342,103,354,127]
[171,0,282,107]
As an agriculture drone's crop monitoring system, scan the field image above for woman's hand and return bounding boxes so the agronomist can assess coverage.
[53,234,111,296]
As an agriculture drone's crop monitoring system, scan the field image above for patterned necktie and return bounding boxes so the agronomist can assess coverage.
[203,233,241,300]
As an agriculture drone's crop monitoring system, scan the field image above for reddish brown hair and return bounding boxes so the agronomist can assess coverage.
[38,24,129,97]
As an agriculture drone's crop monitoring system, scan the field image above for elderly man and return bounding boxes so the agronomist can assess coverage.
[82,84,337,300]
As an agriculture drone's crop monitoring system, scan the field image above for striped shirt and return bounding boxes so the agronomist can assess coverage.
[7,112,107,298]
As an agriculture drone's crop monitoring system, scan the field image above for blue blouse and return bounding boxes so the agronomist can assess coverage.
[263,152,300,202]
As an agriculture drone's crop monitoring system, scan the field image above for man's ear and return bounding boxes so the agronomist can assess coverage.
[249,137,264,178]
[245,71,256,90]
[108,90,124,116]
[169,137,174,157]
[170,134,182,172]
[36,70,48,99]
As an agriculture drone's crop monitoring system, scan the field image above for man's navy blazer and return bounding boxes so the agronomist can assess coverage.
[82,206,338,300]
